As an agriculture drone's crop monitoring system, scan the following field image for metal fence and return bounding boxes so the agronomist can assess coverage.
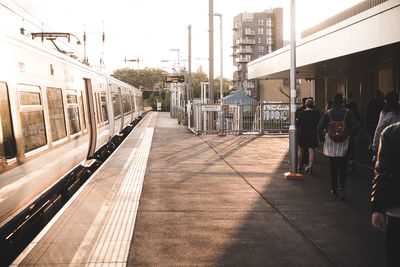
[260,102,291,134]
[190,102,291,135]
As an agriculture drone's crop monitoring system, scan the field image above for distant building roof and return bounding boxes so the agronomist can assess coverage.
[223,91,257,104]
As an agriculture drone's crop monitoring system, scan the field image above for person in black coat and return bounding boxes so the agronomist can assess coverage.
[296,98,319,173]
[371,122,400,267]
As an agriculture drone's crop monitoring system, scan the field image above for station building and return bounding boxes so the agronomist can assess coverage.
[248,0,400,141]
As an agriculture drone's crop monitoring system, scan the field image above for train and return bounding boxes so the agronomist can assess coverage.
[0,27,143,224]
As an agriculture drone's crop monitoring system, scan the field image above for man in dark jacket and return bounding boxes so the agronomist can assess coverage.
[367,90,384,148]
[371,121,400,267]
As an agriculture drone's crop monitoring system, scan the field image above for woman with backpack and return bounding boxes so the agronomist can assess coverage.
[317,93,357,200]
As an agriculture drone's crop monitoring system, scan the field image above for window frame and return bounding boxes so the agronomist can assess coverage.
[66,89,82,137]
[17,84,48,156]
[46,87,68,145]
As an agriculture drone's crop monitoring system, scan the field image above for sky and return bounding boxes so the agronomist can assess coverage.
[0,0,364,77]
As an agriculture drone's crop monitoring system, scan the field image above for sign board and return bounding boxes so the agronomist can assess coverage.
[157,101,162,111]
[165,75,185,83]
[263,102,289,121]
[202,104,221,112]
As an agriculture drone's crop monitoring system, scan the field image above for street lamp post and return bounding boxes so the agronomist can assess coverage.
[212,13,225,136]
[170,48,182,122]
[285,0,303,179]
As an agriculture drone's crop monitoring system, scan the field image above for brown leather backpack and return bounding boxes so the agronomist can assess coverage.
[327,109,349,142]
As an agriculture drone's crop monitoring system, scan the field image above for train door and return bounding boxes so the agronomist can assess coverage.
[83,78,97,159]
[0,82,17,167]
[130,92,134,122]
[118,87,124,132]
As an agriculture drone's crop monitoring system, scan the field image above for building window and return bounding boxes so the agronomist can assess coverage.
[258,28,264,34]
[257,36,262,43]
[266,28,272,35]
[258,46,264,52]
[266,36,272,45]
[267,46,272,53]
[257,19,264,25]
[266,18,272,27]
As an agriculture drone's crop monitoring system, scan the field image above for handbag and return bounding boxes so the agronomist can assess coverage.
[323,133,349,157]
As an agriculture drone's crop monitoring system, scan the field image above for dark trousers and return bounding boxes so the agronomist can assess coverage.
[386,216,400,267]
[346,137,355,161]
[329,157,347,193]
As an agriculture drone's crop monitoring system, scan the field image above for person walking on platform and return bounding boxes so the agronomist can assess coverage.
[318,93,357,200]
[371,121,400,267]
[296,98,319,174]
[296,97,308,119]
[296,97,310,170]
[367,90,384,149]
[372,91,400,161]
[345,93,360,171]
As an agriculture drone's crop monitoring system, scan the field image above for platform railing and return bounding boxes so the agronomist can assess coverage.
[190,102,291,135]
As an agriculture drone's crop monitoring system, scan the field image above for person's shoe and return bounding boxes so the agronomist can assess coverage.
[330,190,337,196]
[348,160,355,172]
[338,188,346,201]
[304,166,312,175]
[297,165,304,173]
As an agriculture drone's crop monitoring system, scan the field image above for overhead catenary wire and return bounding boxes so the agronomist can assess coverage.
[0,1,83,57]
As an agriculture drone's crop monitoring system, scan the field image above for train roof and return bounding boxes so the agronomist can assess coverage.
[0,27,138,90]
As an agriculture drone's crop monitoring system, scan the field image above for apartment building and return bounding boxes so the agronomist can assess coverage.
[232,8,283,99]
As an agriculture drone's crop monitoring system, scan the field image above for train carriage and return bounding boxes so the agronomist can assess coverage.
[0,28,142,223]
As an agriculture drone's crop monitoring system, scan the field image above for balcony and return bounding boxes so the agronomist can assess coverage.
[235,55,251,63]
[232,75,241,81]
[236,38,256,45]
[236,47,252,54]
[244,29,255,35]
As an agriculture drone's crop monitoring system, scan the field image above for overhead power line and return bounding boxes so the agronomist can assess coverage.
[0,1,83,57]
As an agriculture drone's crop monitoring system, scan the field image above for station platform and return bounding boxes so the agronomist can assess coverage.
[13,112,384,266]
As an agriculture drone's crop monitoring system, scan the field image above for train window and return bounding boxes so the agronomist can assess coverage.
[100,92,108,122]
[113,93,121,118]
[0,82,17,159]
[95,93,101,124]
[66,90,81,135]
[67,94,77,104]
[123,95,130,113]
[79,92,86,130]
[19,91,41,105]
[131,94,135,111]
[18,85,47,153]
[46,87,67,142]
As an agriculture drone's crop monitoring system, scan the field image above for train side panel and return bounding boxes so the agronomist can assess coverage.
[0,29,142,222]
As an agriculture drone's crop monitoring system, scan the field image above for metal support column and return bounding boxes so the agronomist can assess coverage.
[285,0,303,179]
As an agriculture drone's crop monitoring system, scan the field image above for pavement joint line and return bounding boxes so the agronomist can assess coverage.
[200,135,338,267]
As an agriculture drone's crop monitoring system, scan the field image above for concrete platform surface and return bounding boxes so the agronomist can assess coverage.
[127,112,384,267]
[14,111,384,266]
